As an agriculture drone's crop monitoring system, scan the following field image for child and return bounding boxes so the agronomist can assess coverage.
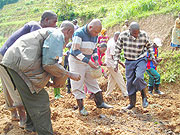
[146,38,164,95]
[98,28,109,45]
[85,43,108,98]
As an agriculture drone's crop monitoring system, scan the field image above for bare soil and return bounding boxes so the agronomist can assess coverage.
[0,14,180,135]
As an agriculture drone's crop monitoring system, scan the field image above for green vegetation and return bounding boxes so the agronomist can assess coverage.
[0,0,180,85]
[0,0,18,9]
[158,51,180,83]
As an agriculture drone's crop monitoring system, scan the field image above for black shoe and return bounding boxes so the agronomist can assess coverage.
[142,97,148,108]
[94,91,113,108]
[148,90,153,96]
[148,86,153,95]
[76,99,88,116]
[25,126,36,132]
[154,89,164,95]
[123,93,136,110]
[141,90,149,108]
[67,89,71,94]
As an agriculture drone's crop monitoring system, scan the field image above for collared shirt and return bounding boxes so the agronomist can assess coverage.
[114,30,154,67]
[0,21,41,56]
[70,25,98,64]
[42,29,65,65]
[147,47,158,70]
[105,38,116,67]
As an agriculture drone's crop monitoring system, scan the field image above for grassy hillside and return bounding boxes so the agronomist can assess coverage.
[0,0,179,41]
[0,0,180,83]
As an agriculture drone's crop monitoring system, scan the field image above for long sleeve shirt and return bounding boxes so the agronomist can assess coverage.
[70,25,98,63]
[114,30,155,67]
[0,21,41,56]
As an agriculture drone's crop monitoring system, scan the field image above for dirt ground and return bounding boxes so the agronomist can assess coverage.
[0,14,180,135]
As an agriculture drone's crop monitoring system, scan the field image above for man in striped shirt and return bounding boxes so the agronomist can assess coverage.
[69,19,113,116]
[114,22,157,110]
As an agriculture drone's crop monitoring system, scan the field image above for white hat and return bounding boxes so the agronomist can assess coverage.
[153,38,162,46]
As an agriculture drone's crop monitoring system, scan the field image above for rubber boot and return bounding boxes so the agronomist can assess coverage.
[11,108,19,121]
[67,87,71,94]
[154,84,164,95]
[123,93,136,110]
[94,91,113,108]
[54,88,63,99]
[17,106,26,128]
[58,88,64,98]
[148,86,153,96]
[141,89,149,108]
[76,99,88,116]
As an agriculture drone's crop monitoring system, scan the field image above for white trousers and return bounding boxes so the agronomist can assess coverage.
[69,55,101,99]
[105,67,128,97]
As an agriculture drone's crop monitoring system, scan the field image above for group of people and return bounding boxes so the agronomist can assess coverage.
[0,10,169,135]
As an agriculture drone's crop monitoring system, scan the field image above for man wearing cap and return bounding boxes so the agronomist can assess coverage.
[0,10,57,127]
[114,22,157,110]
[146,38,164,95]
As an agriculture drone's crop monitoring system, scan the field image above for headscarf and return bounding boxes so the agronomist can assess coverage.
[101,28,107,36]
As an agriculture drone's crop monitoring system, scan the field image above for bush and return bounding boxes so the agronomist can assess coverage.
[0,0,19,9]
[51,0,77,21]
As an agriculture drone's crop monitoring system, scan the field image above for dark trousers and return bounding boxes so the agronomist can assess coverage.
[125,57,147,95]
[6,68,53,135]
[64,65,71,89]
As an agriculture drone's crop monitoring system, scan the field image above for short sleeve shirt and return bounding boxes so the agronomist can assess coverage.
[42,29,65,65]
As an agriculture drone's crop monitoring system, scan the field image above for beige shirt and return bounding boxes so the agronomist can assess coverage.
[1,28,53,93]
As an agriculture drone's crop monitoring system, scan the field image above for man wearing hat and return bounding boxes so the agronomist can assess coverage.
[146,38,164,95]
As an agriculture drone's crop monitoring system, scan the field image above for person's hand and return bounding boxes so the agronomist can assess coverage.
[152,59,158,67]
[68,72,81,81]
[88,60,99,69]
[46,81,53,88]
[118,62,125,68]
[102,63,107,66]
[103,72,108,79]
[156,58,162,63]
[114,65,118,72]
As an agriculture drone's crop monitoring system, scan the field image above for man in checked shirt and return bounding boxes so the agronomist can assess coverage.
[114,22,157,110]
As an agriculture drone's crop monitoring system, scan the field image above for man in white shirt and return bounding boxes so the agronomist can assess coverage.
[105,32,128,97]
